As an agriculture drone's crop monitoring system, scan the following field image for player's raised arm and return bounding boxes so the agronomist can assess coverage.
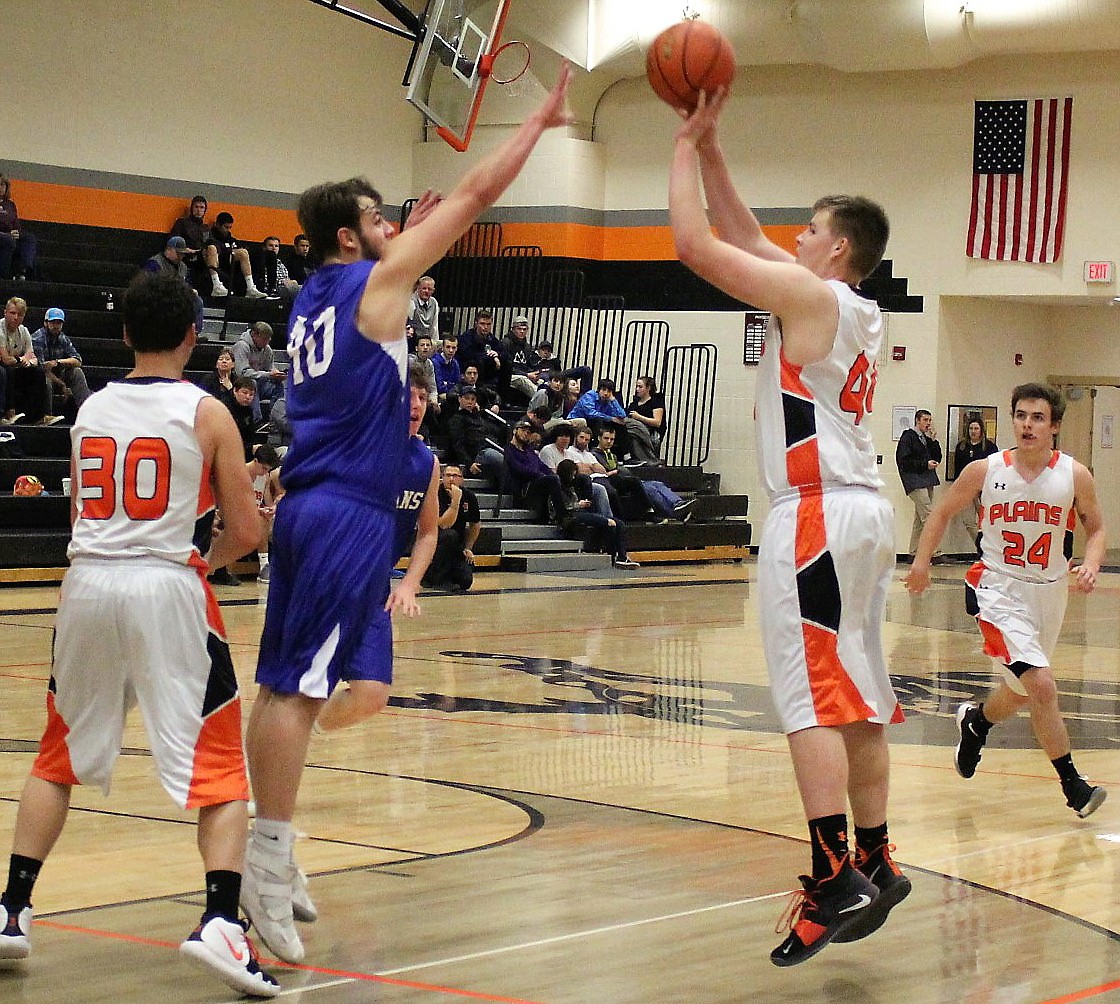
[688,91,793,262]
[358,64,574,341]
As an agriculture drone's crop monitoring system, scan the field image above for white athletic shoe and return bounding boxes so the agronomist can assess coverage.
[240,846,305,963]
[180,914,279,998]
[210,279,230,297]
[0,903,32,960]
[291,863,318,923]
[244,285,268,299]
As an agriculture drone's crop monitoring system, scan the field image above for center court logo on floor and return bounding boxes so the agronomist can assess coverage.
[386,654,1120,749]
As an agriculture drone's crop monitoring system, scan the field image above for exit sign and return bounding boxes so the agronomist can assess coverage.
[1084,260,1114,283]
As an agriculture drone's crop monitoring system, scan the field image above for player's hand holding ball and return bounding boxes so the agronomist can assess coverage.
[646,19,736,113]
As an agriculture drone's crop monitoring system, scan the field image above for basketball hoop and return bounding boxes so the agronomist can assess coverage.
[481,39,530,85]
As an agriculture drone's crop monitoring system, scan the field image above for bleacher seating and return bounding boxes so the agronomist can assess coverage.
[1,218,751,583]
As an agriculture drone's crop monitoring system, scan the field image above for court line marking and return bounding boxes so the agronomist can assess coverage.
[37,920,546,1004]
[1040,977,1120,1003]
[376,890,789,975]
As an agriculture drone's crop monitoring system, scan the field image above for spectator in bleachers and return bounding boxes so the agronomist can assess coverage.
[170,194,210,257]
[31,308,91,421]
[524,404,553,441]
[551,459,639,569]
[528,370,565,419]
[503,315,546,402]
[285,234,315,286]
[0,176,38,280]
[1,297,57,425]
[534,339,593,394]
[256,236,300,300]
[232,321,285,418]
[504,419,567,521]
[571,425,649,520]
[626,375,666,465]
[594,426,691,522]
[412,336,436,410]
[142,236,191,283]
[432,333,461,405]
[458,363,500,413]
[544,376,588,434]
[225,376,258,459]
[444,386,487,469]
[200,348,237,407]
[422,464,480,593]
[538,423,614,518]
[568,378,629,452]
[205,212,268,299]
[458,309,507,397]
[408,275,439,342]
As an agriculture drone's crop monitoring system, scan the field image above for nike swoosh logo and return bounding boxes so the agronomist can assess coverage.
[839,894,872,914]
[220,930,248,963]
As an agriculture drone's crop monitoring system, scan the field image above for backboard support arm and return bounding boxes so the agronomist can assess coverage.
[304,0,421,41]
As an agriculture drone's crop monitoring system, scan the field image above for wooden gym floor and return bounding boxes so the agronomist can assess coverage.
[1,561,1118,1002]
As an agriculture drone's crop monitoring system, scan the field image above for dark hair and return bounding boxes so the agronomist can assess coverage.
[1011,383,1065,423]
[530,405,551,420]
[232,376,256,393]
[122,273,198,353]
[294,233,309,244]
[637,374,657,394]
[298,177,382,260]
[408,359,430,391]
[253,444,281,469]
[914,409,931,422]
[552,423,574,440]
[812,195,890,281]
[190,195,207,208]
[416,334,433,346]
[597,425,616,439]
[597,378,616,393]
[262,235,281,246]
[556,459,577,485]
[251,321,273,339]
[441,333,458,343]
[215,211,234,227]
[474,309,493,321]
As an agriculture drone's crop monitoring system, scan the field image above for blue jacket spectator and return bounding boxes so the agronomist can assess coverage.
[567,379,627,424]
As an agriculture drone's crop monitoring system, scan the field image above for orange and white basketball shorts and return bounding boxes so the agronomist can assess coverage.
[965,563,1068,695]
[32,557,249,810]
[758,488,903,734]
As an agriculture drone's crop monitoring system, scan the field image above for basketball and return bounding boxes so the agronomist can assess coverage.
[646,20,736,112]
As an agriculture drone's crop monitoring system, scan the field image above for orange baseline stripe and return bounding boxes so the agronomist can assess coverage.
[36,919,546,1003]
[1039,979,1120,1003]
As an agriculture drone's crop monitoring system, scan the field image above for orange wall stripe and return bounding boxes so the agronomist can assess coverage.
[17,180,299,242]
[17,176,800,260]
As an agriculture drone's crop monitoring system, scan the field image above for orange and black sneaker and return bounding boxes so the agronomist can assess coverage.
[770,860,878,967]
[833,843,911,943]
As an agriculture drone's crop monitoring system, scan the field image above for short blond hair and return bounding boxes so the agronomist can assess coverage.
[5,297,27,316]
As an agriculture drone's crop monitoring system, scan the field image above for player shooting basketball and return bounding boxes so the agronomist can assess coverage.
[668,88,909,967]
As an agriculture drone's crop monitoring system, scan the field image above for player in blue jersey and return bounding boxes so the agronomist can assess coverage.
[241,65,573,963]
[316,361,438,732]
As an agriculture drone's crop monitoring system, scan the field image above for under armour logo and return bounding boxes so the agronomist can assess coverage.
[993,482,1006,490]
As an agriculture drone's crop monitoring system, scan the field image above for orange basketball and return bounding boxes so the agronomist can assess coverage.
[646,20,736,112]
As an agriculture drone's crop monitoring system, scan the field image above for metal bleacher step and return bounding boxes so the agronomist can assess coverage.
[500,538,584,554]
[501,551,614,573]
[496,523,563,541]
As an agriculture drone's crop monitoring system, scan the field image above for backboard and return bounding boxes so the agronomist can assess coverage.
[406,0,512,151]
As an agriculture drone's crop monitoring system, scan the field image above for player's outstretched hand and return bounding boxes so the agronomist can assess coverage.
[674,88,729,147]
[386,582,422,617]
[533,61,575,130]
[905,564,930,595]
[405,188,443,230]
[1071,563,1099,594]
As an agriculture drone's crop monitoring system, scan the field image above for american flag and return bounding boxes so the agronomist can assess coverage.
[966,97,1073,263]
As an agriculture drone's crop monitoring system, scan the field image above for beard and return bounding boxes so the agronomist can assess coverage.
[357,231,382,262]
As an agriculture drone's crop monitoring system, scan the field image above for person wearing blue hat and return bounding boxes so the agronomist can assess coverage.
[32,307,89,422]
[142,235,191,284]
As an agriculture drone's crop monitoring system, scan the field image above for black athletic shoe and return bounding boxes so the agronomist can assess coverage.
[1061,775,1108,818]
[832,843,911,943]
[954,702,987,779]
[208,568,241,587]
[770,861,878,967]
